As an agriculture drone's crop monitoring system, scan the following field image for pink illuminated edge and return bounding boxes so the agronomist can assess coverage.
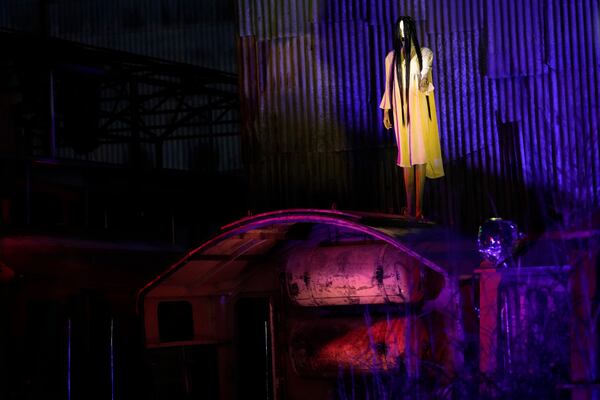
[219,208,362,231]
[136,209,448,312]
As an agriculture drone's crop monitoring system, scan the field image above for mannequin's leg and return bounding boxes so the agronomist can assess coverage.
[403,166,415,216]
[415,164,426,218]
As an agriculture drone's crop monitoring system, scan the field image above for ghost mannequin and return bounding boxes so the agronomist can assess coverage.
[380,16,444,219]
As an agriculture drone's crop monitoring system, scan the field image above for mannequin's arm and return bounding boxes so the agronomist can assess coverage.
[380,52,394,129]
[420,48,433,80]
[419,48,434,93]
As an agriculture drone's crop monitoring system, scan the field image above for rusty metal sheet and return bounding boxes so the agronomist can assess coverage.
[286,243,424,305]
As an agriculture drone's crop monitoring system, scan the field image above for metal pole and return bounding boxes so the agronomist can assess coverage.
[171,214,175,244]
[67,318,71,400]
[25,162,31,225]
[110,318,115,400]
[49,70,56,158]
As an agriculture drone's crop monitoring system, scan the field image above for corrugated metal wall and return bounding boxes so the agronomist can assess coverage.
[238,0,600,231]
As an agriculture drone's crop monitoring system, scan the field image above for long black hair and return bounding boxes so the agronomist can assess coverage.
[389,16,422,125]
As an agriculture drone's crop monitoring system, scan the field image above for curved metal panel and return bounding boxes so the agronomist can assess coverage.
[137,208,449,307]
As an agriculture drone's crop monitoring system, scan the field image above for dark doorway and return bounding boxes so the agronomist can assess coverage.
[235,297,273,400]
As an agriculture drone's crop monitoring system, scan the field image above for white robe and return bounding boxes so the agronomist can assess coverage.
[379,48,444,179]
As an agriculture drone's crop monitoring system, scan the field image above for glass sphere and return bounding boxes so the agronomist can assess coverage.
[477,218,519,267]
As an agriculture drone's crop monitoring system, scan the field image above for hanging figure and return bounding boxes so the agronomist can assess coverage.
[380,16,444,220]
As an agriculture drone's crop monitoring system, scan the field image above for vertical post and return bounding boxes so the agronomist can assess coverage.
[208,95,215,173]
[129,80,141,169]
[67,318,71,400]
[84,189,89,228]
[170,214,175,244]
[477,265,501,376]
[25,162,31,225]
[571,253,599,400]
[49,70,57,158]
[181,346,190,395]
[268,299,277,400]
[110,318,115,400]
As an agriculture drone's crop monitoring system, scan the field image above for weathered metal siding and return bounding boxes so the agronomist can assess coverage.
[0,0,237,72]
[1,0,241,173]
[50,0,236,72]
[0,0,37,32]
[239,0,600,230]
